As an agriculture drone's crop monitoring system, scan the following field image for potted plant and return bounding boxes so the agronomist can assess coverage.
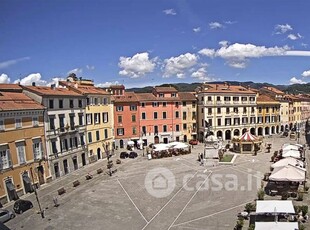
[235,218,244,230]
[297,190,304,201]
[248,224,255,230]
[245,203,256,213]
[281,192,289,200]
[257,188,265,200]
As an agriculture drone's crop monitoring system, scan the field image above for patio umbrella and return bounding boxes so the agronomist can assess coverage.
[282,149,301,159]
[269,165,306,182]
[172,142,189,149]
[271,157,304,169]
[127,141,135,145]
[282,144,299,151]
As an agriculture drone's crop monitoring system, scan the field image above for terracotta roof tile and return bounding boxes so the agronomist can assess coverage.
[154,86,178,93]
[262,86,284,95]
[59,81,110,95]
[0,84,22,92]
[0,92,44,111]
[112,92,138,102]
[22,86,84,97]
[136,93,181,101]
[178,92,196,101]
[200,83,256,94]
[257,94,279,103]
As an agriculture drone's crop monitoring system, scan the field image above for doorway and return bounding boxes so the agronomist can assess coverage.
[5,180,18,201]
[183,135,187,142]
[54,163,60,178]
[72,157,78,170]
[163,138,168,144]
[37,165,45,185]
[154,136,159,144]
[22,172,33,194]
[81,153,86,166]
[97,148,101,160]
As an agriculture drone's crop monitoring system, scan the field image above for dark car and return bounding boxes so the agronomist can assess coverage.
[0,209,15,223]
[13,199,33,214]
[129,151,138,158]
[120,152,129,159]
[189,139,198,145]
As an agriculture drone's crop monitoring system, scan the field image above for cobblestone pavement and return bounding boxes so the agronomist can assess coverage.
[3,135,310,230]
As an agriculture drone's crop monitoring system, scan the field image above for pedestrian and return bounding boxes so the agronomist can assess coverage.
[53,196,59,207]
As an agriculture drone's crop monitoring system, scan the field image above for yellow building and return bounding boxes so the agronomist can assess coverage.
[283,95,302,130]
[256,94,281,136]
[179,92,197,142]
[0,85,51,205]
[60,78,114,162]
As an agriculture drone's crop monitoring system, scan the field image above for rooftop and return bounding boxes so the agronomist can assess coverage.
[154,86,178,93]
[262,86,285,95]
[257,94,279,103]
[0,91,44,111]
[22,86,84,97]
[0,84,23,92]
[112,92,138,102]
[59,81,110,95]
[199,83,256,94]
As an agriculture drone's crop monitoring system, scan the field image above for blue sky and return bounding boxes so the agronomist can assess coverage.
[1,0,310,88]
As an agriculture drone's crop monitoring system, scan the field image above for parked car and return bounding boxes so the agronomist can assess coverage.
[129,151,138,158]
[189,139,198,145]
[0,209,15,223]
[13,199,33,214]
[120,152,129,159]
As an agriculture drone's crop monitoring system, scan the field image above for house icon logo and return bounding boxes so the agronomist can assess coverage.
[145,167,175,198]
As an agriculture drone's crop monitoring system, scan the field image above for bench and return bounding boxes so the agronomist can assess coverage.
[72,180,80,187]
[97,168,103,174]
[58,187,66,195]
[85,174,93,180]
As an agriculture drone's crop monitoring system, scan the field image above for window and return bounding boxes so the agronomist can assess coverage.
[51,140,57,154]
[0,120,4,131]
[163,125,167,132]
[132,127,137,135]
[88,132,92,143]
[59,99,63,108]
[226,108,230,114]
[49,99,54,109]
[118,115,122,123]
[86,98,90,105]
[251,107,255,113]
[94,113,100,124]
[132,115,136,122]
[234,118,240,125]
[142,112,146,120]
[116,106,123,111]
[225,118,231,126]
[217,118,221,126]
[163,112,167,119]
[80,134,85,146]
[104,129,108,139]
[33,117,39,126]
[266,107,269,113]
[176,125,180,132]
[152,102,159,107]
[15,118,22,129]
[217,96,220,101]
[69,138,73,149]
[192,101,196,108]
[59,115,65,132]
[69,99,74,108]
[171,93,176,97]
[241,97,247,101]
[130,105,137,111]
[0,146,12,170]
[154,126,158,134]
[233,96,239,102]
[103,98,108,105]
[250,117,256,124]
[208,119,212,126]
[86,114,92,125]
[183,124,187,130]
[217,108,221,114]
[117,128,124,136]
[192,112,196,120]
[243,107,247,113]
[258,107,262,113]
[207,96,212,101]
[69,114,75,130]
[94,98,98,105]
[60,139,68,152]
[16,142,26,164]
[102,112,108,123]
[162,102,167,107]
[33,139,43,160]
[208,108,212,115]
[63,160,69,175]
[142,126,146,135]
[141,102,145,108]
[96,131,100,141]
[154,112,158,119]
[233,107,238,113]
[182,101,186,106]
[224,96,230,101]
[242,117,247,124]
[175,102,179,107]
[78,100,83,108]
[175,111,179,118]
[159,93,164,97]
[79,114,84,126]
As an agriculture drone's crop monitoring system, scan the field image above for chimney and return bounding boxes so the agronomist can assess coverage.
[51,84,56,90]
[32,82,36,86]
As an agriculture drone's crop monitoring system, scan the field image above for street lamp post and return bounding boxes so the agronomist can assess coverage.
[30,167,44,218]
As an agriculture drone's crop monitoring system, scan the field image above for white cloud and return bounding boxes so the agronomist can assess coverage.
[67,68,83,75]
[301,43,308,48]
[224,21,237,25]
[198,48,215,57]
[289,77,306,84]
[0,57,30,69]
[96,81,120,88]
[118,52,157,78]
[0,73,10,83]
[285,50,310,56]
[193,27,201,33]
[14,73,47,86]
[287,33,302,40]
[86,65,95,70]
[163,9,176,15]
[226,60,247,69]
[219,40,229,47]
[191,67,213,81]
[47,77,66,87]
[302,70,310,77]
[209,22,223,29]
[162,53,198,78]
[275,24,293,34]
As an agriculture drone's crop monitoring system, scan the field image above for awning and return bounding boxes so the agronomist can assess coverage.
[269,165,306,182]
[271,157,304,169]
[6,182,15,191]
[255,222,298,230]
[256,200,295,214]
[282,149,301,159]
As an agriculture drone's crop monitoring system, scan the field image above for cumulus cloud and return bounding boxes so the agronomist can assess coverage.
[193,27,201,33]
[86,65,95,70]
[198,48,215,57]
[289,77,306,84]
[302,70,310,77]
[219,40,229,47]
[14,73,47,86]
[47,77,66,87]
[67,68,83,75]
[275,24,293,34]
[287,33,302,40]
[0,73,10,83]
[162,53,198,78]
[191,67,213,81]
[118,52,157,78]
[96,81,120,88]
[163,9,176,15]
[209,22,223,29]
[0,57,30,69]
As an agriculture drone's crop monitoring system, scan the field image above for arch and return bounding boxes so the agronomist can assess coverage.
[225,130,231,140]
[242,128,247,134]
[97,148,101,160]
[271,126,275,134]
[280,125,284,132]
[285,124,289,131]
[258,127,263,136]
[217,130,223,139]
[276,125,279,133]
[233,129,240,137]
[265,127,270,135]
[154,136,159,144]
[120,139,124,148]
[250,128,256,135]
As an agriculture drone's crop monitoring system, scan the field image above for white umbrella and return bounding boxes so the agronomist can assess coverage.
[271,157,304,169]
[282,149,301,159]
[282,144,299,151]
[137,140,143,144]
[127,141,135,145]
[173,142,188,149]
[269,165,306,182]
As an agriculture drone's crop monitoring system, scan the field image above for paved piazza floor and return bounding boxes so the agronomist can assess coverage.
[5,135,310,230]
